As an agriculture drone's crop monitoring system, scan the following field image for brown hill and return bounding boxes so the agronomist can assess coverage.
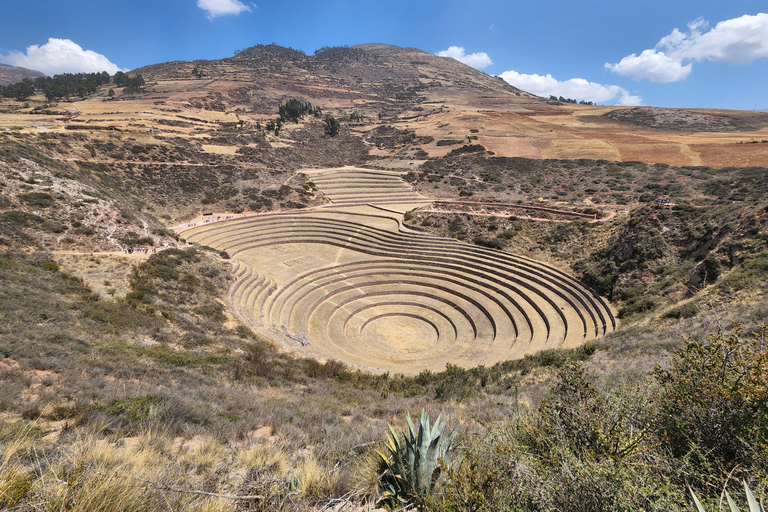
[0,63,44,86]
[1,42,761,168]
[136,43,532,103]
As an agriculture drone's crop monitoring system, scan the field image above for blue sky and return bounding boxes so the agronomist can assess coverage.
[1,0,766,109]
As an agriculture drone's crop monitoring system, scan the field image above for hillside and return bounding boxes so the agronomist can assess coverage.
[0,63,44,86]
[404,153,768,320]
[1,43,768,511]
[2,43,765,166]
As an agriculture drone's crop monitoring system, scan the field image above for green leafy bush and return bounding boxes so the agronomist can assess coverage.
[432,363,681,512]
[120,231,154,247]
[324,116,340,137]
[663,301,699,319]
[18,192,56,208]
[473,236,506,250]
[447,144,486,157]
[654,324,768,481]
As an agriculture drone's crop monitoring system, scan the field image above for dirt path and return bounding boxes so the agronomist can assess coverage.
[422,207,618,223]
[53,248,165,259]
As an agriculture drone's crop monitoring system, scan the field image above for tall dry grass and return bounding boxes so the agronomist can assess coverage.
[0,422,370,511]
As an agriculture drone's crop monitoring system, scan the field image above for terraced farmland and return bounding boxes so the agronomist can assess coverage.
[302,167,429,207]
[179,167,615,373]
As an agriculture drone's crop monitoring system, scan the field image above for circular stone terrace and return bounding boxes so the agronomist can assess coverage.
[176,167,616,374]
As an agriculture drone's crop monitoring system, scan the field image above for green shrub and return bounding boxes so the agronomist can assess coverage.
[447,144,486,157]
[324,116,340,137]
[0,210,45,226]
[663,301,699,319]
[653,324,768,484]
[717,252,768,292]
[473,236,505,250]
[536,362,649,461]
[40,261,59,272]
[18,192,55,208]
[618,293,660,318]
[432,363,680,512]
[120,231,154,247]
[99,394,165,422]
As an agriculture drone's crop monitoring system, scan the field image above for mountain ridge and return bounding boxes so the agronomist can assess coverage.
[0,62,45,86]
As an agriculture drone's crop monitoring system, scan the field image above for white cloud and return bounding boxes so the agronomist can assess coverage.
[497,69,642,106]
[0,38,127,76]
[673,13,768,64]
[606,13,768,82]
[436,46,493,69]
[616,93,643,106]
[197,0,252,19]
[605,49,692,83]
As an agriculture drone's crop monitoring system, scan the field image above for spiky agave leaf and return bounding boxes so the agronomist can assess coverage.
[744,481,765,512]
[689,487,707,512]
[689,482,765,512]
[725,490,740,512]
[377,411,462,507]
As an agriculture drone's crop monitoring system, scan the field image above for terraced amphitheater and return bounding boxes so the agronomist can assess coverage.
[178,167,616,374]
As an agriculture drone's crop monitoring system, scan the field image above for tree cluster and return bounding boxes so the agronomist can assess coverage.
[264,117,283,136]
[277,98,321,123]
[313,45,367,63]
[258,98,325,136]
[0,78,35,101]
[0,72,111,101]
[549,95,594,105]
[113,72,145,93]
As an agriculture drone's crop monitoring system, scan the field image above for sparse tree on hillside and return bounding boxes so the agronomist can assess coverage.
[278,98,312,123]
[113,71,126,87]
[123,74,145,94]
[324,115,340,137]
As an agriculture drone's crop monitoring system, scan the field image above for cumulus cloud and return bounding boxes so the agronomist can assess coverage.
[197,0,252,19]
[497,70,642,106]
[605,49,692,82]
[0,38,127,75]
[436,46,493,69]
[606,13,768,82]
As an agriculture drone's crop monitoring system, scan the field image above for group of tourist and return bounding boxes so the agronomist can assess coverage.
[123,246,155,254]
[186,213,249,228]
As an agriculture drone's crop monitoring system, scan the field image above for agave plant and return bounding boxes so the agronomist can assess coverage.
[690,482,765,512]
[376,411,461,507]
